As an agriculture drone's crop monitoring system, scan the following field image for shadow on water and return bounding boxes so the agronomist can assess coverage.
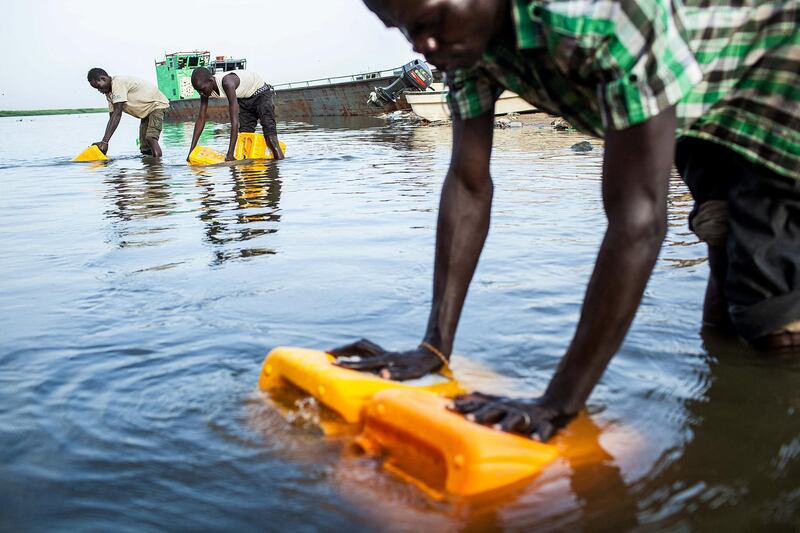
[633,329,800,530]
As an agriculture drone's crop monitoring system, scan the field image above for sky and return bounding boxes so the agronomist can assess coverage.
[1,0,420,110]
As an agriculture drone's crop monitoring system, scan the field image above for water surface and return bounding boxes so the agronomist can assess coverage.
[1,113,798,531]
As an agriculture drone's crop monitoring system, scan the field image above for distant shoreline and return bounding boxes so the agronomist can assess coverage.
[0,108,107,118]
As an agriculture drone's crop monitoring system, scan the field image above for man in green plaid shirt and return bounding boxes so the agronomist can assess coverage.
[334,0,800,440]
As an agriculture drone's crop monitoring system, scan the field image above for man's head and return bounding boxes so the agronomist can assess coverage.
[191,67,217,97]
[87,68,112,94]
[363,0,508,71]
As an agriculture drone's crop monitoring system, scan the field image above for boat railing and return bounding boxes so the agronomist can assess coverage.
[272,67,401,90]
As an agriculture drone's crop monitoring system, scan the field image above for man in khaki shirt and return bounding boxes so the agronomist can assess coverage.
[87,68,170,157]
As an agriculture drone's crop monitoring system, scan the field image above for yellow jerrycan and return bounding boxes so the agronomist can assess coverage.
[73,145,108,162]
[188,146,227,166]
[258,347,463,424]
[356,389,559,499]
[234,133,287,160]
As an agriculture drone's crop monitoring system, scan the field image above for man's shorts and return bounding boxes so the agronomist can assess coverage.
[139,107,166,150]
[238,86,277,137]
[675,137,800,341]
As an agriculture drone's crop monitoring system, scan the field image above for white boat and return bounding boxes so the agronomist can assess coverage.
[404,83,536,121]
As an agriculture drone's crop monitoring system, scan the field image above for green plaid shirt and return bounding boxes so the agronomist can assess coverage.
[448,0,800,179]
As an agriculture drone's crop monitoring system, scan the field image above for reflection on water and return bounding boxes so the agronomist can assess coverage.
[102,153,283,265]
[0,114,798,531]
[193,163,282,265]
[104,161,176,251]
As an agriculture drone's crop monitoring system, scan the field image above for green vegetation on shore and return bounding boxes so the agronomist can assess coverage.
[0,108,107,118]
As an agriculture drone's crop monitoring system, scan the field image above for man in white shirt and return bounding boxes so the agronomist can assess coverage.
[87,68,170,157]
[188,67,284,162]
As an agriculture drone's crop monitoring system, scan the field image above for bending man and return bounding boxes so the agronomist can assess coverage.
[87,68,170,157]
[188,67,284,162]
[333,0,800,440]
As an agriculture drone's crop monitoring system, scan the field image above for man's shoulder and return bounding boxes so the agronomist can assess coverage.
[222,70,251,80]
[113,75,156,89]
[111,75,135,84]
[220,71,247,87]
[226,70,262,81]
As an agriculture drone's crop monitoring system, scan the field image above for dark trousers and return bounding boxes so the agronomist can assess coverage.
[675,137,800,340]
[238,88,277,137]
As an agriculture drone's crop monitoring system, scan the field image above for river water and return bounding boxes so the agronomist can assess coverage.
[1,113,798,532]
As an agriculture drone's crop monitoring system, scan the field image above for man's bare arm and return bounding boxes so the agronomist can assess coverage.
[424,111,495,355]
[455,107,677,440]
[188,96,209,161]
[94,102,125,154]
[545,107,676,413]
[332,111,496,379]
[221,75,241,160]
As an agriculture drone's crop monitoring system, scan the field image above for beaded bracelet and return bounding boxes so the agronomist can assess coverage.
[419,341,450,369]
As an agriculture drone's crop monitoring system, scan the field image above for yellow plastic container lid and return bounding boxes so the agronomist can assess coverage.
[356,389,559,499]
[73,145,108,162]
[259,347,464,424]
[234,133,287,160]
[188,146,227,166]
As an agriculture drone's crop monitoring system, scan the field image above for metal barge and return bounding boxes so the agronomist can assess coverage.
[155,51,416,121]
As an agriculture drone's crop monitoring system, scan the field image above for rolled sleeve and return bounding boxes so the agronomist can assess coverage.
[446,66,503,120]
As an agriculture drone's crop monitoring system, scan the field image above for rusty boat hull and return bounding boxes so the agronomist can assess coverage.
[165,74,411,122]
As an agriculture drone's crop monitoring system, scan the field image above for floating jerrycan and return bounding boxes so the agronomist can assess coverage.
[356,389,559,499]
[188,146,227,166]
[73,145,108,162]
[235,133,287,160]
[258,346,561,499]
[258,347,558,499]
[258,347,463,424]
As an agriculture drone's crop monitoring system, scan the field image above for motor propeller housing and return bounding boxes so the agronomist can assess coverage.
[368,60,434,107]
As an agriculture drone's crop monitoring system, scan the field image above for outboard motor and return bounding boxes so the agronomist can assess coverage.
[367,60,434,107]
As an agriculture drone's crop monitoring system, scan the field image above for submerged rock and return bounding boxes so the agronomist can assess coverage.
[551,117,572,130]
[381,111,425,124]
[571,141,593,152]
[495,117,524,129]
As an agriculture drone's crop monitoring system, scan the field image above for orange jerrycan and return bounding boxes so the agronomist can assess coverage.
[73,145,108,162]
[356,389,559,499]
[259,347,463,424]
[188,146,226,166]
[234,133,287,160]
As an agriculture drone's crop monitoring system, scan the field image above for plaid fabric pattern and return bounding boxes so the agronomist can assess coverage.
[448,0,800,179]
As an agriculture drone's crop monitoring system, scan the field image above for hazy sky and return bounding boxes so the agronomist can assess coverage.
[1,0,420,110]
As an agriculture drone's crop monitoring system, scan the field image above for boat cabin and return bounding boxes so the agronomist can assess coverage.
[155,51,247,101]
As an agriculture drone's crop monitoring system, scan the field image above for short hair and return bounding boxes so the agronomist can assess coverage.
[87,68,108,82]
[191,67,213,86]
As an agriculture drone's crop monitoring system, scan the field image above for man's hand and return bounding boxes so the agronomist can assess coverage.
[93,141,109,154]
[450,392,574,441]
[330,338,445,380]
